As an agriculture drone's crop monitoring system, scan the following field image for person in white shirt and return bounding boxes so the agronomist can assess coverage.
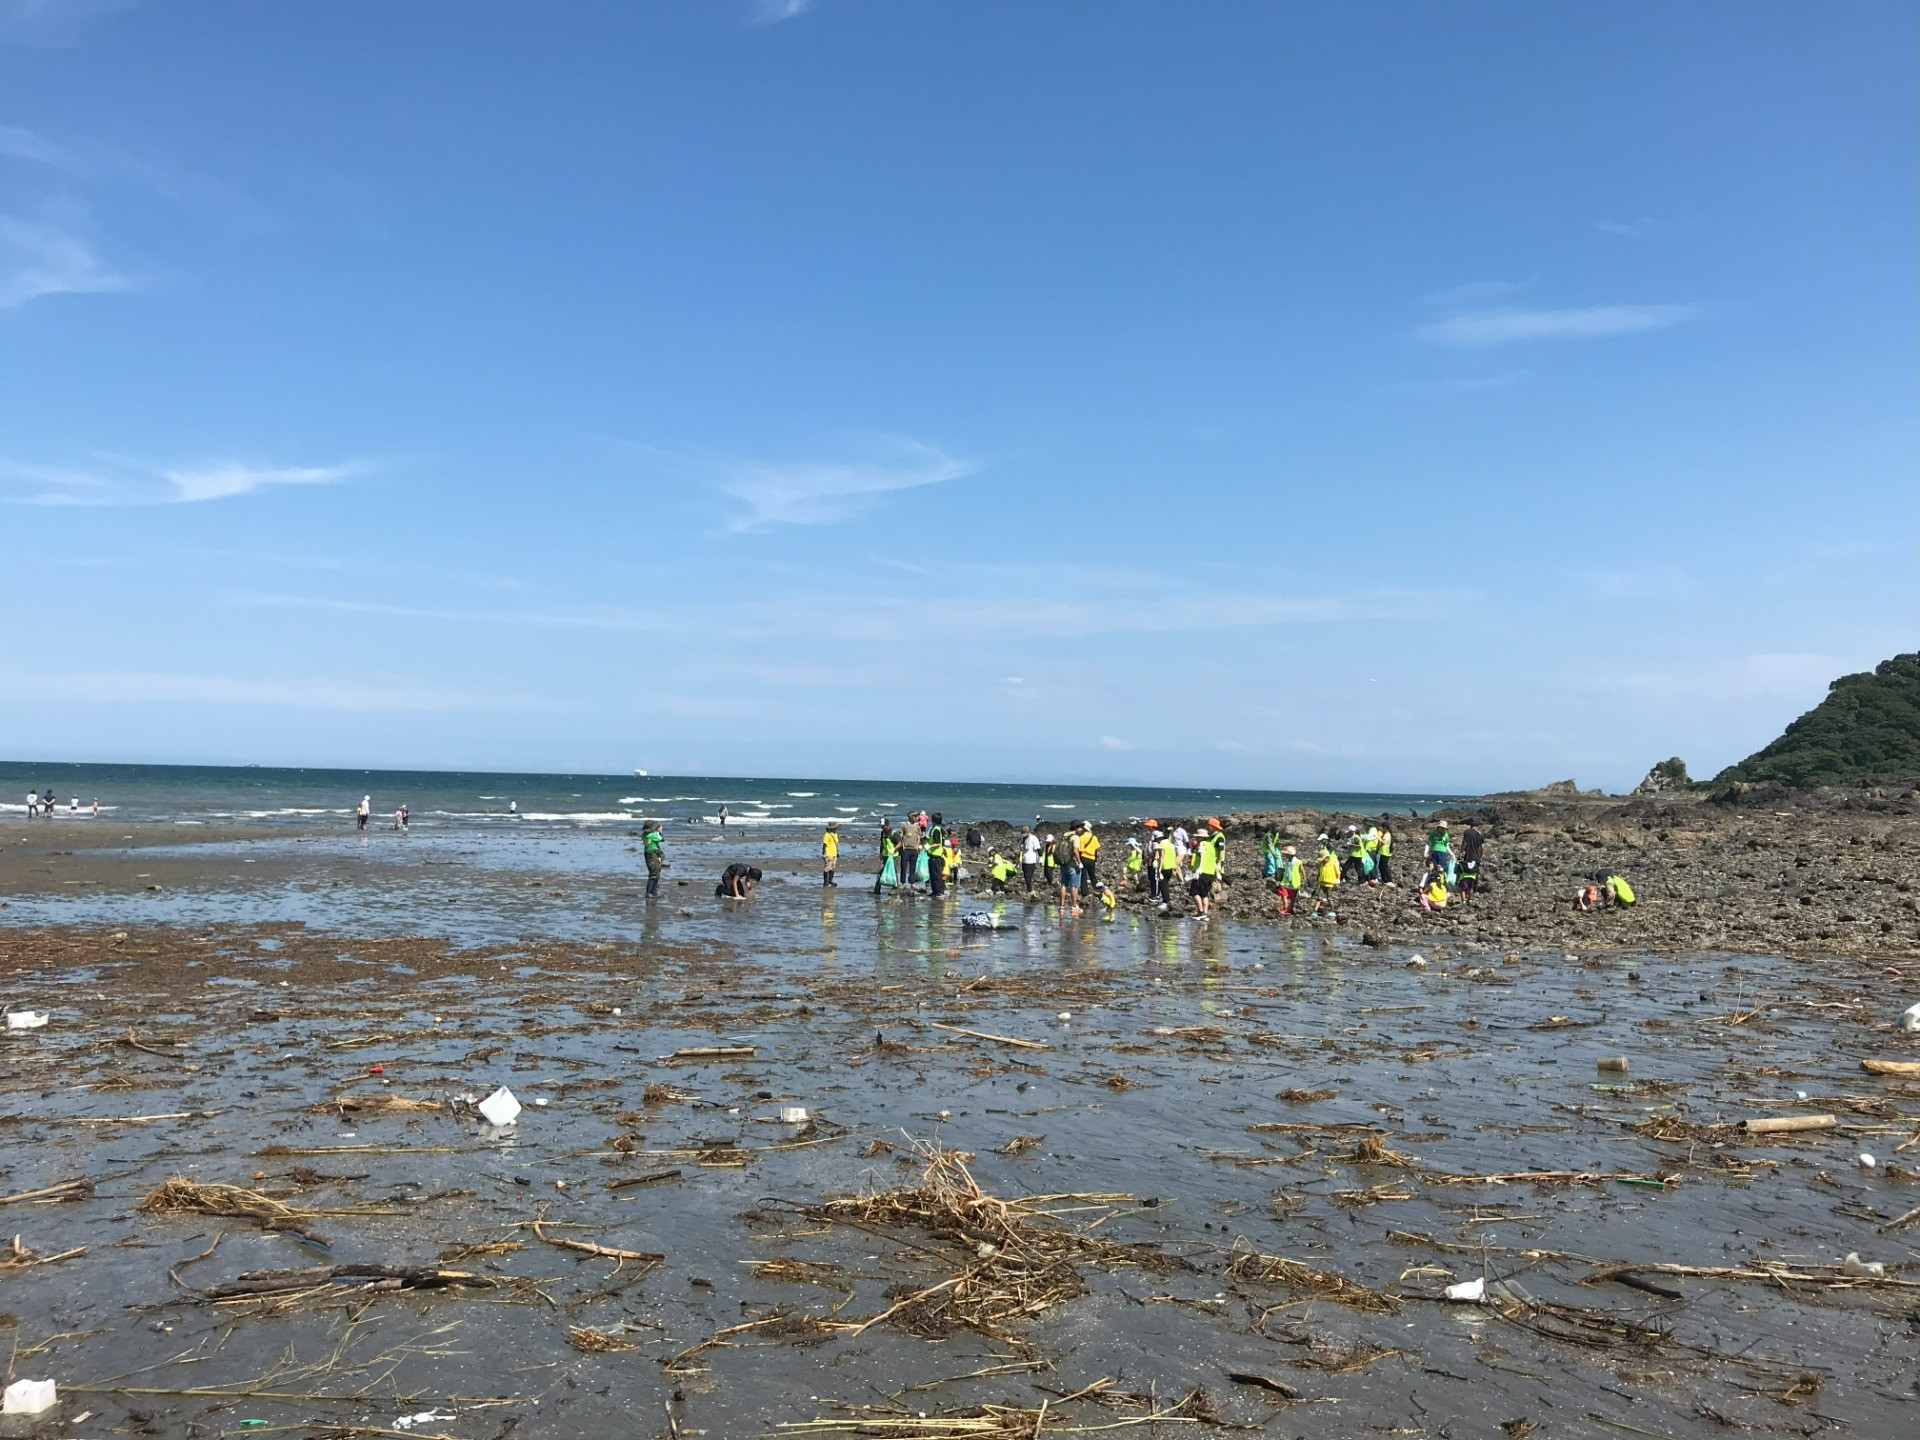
[1020,827,1042,896]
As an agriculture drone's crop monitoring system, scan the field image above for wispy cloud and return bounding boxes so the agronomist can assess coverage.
[232,592,676,634]
[0,456,361,505]
[750,0,813,24]
[696,437,975,530]
[164,463,352,503]
[1598,217,1663,240]
[1577,651,1843,703]
[0,212,128,307]
[1098,735,1136,752]
[1418,303,1695,348]
[0,0,136,48]
[14,670,557,713]
[0,123,265,224]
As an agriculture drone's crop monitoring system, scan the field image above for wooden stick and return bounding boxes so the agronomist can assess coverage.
[928,1022,1051,1051]
[531,1220,664,1265]
[1743,1114,1836,1134]
[658,1045,755,1063]
[1861,1059,1920,1077]
[607,1168,682,1191]
[0,1177,92,1207]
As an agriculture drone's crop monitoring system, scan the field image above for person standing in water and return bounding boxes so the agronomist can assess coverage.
[717,804,728,828]
[508,800,518,818]
[642,820,666,898]
[820,821,839,887]
[356,796,371,832]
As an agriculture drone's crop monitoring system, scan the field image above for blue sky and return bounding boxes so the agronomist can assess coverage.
[1,0,1913,792]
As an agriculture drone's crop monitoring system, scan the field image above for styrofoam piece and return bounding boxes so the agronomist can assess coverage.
[3,1378,57,1414]
[477,1087,522,1126]
[1443,1277,1486,1303]
[6,1011,49,1030]
[779,1106,809,1124]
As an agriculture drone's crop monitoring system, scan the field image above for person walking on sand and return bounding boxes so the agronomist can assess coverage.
[1459,823,1485,901]
[356,796,371,832]
[1427,820,1454,886]
[1155,828,1181,911]
[1020,827,1041,895]
[898,816,922,893]
[1315,836,1341,892]
[1275,845,1303,915]
[820,821,839,887]
[642,820,666,898]
[1189,821,1223,919]
[1076,822,1101,889]
[1057,829,1084,916]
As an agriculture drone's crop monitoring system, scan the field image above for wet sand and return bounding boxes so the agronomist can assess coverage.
[1,828,1917,1438]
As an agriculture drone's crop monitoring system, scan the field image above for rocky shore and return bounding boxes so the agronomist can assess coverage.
[975,779,1920,959]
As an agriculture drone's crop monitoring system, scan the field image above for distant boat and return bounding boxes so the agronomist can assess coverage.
[634,769,648,777]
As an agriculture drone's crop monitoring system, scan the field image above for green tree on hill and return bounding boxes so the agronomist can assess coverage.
[1713,653,1920,788]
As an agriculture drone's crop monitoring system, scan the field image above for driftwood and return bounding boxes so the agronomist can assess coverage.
[1743,1114,1836,1135]
[532,1220,664,1269]
[607,1168,683,1191]
[198,1263,491,1299]
[0,1177,94,1207]
[658,1045,755,1064]
[927,1022,1052,1051]
[1861,1059,1920,1077]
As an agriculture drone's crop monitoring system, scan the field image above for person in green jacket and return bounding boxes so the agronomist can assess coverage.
[1606,874,1636,907]
[1375,824,1394,886]
[1426,821,1454,886]
[1274,845,1303,915]
[642,820,666,899]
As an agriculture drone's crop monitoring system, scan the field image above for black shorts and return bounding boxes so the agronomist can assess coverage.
[1189,874,1215,897]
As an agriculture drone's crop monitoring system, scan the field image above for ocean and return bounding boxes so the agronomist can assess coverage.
[0,761,1458,832]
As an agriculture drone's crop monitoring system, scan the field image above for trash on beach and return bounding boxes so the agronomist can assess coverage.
[1902,1002,1920,1032]
[3,1379,57,1415]
[1405,954,1427,969]
[394,1412,455,1432]
[779,1106,809,1124]
[1443,1277,1487,1303]
[961,911,1003,930]
[1840,1252,1886,1278]
[660,1045,755,1064]
[477,1087,522,1127]
[1858,1153,1877,1169]
[5,1011,49,1030]
[1862,1058,1920,1076]
[1596,1056,1629,1073]
[1743,1113,1836,1134]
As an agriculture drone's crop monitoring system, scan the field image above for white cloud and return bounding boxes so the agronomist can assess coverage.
[0,0,136,48]
[0,213,128,307]
[1,456,360,505]
[233,592,677,634]
[1098,735,1136,751]
[163,463,352,503]
[1418,304,1695,348]
[1598,218,1663,239]
[1577,651,1844,703]
[706,438,975,530]
[15,671,557,713]
[0,124,79,167]
[750,0,813,24]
